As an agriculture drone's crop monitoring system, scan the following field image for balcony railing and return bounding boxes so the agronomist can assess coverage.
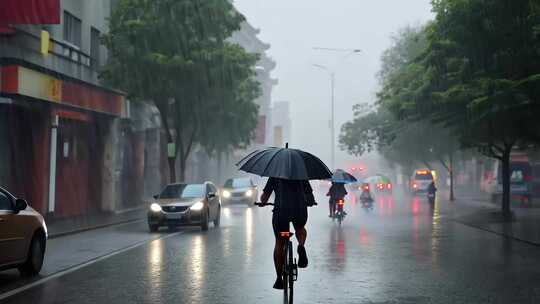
[0,26,100,85]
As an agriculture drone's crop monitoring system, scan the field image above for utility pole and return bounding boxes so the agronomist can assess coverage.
[312,48,360,170]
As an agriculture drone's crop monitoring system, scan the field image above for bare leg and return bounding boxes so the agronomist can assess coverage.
[274,238,286,276]
[294,225,307,246]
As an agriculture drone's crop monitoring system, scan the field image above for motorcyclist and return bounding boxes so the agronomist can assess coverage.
[359,183,373,203]
[428,181,437,195]
[427,181,437,203]
[327,182,347,217]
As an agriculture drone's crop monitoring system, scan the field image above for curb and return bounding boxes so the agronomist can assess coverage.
[48,217,144,239]
[451,218,540,247]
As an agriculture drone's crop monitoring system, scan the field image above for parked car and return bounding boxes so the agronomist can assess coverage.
[410,169,434,194]
[148,182,221,232]
[0,187,47,276]
[221,177,258,206]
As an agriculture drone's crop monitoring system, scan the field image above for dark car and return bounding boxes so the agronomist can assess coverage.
[0,187,47,276]
[147,182,221,232]
[221,177,258,206]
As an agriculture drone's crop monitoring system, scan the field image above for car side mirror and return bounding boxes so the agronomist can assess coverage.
[14,198,28,213]
[208,192,216,199]
[153,194,159,200]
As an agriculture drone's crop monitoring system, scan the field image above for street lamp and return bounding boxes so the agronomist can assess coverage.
[312,48,361,170]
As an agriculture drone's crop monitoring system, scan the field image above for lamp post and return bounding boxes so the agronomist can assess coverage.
[312,48,360,170]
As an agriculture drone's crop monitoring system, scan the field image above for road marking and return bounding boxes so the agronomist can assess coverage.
[0,231,185,301]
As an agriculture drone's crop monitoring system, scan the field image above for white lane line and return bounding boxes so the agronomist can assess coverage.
[0,231,184,301]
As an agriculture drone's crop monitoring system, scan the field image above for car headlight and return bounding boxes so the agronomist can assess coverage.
[190,201,204,211]
[222,190,231,198]
[245,189,253,197]
[150,203,162,212]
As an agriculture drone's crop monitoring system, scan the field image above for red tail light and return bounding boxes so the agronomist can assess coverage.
[280,232,291,237]
[387,184,392,189]
[413,183,417,189]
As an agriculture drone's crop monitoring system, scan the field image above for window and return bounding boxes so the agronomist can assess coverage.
[159,184,205,199]
[90,27,101,67]
[224,178,252,188]
[63,11,82,47]
[0,192,12,211]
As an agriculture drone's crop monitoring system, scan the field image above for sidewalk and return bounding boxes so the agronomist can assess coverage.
[46,206,148,238]
[447,191,540,246]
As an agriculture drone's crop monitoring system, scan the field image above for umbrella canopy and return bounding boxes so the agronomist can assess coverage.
[237,145,332,180]
[330,169,358,184]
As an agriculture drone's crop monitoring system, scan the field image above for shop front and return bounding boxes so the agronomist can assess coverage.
[0,64,125,217]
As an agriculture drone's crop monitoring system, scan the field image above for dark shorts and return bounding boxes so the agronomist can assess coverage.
[272,207,308,237]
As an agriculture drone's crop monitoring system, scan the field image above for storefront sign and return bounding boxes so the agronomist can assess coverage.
[167,143,176,158]
[255,115,266,144]
[0,65,125,117]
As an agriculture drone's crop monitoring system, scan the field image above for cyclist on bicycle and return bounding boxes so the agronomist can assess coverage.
[260,177,316,290]
[327,182,347,217]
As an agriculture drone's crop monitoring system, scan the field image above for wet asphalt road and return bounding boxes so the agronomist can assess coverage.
[2,190,540,304]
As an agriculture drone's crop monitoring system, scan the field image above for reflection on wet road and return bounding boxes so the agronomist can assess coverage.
[2,190,540,303]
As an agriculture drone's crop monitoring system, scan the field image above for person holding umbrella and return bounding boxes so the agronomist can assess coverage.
[327,169,357,217]
[327,182,347,217]
[237,143,332,290]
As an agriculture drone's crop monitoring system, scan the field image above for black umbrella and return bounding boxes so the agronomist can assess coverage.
[330,169,358,184]
[237,143,332,180]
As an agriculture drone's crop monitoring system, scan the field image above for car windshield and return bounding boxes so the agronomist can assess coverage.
[159,184,205,199]
[415,174,433,180]
[224,178,251,188]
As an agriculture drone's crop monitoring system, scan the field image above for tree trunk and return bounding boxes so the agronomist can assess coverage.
[217,152,222,185]
[449,153,455,201]
[501,146,512,217]
[178,152,187,182]
[156,102,176,183]
[168,157,176,184]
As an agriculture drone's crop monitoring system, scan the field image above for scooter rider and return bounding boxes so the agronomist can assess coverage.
[428,181,437,195]
[327,182,347,217]
[427,181,437,203]
[359,183,373,203]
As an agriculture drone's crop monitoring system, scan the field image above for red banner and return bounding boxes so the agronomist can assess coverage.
[0,0,60,24]
[255,116,266,145]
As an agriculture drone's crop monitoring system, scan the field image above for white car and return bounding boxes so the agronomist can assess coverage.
[221,177,258,206]
[410,169,434,194]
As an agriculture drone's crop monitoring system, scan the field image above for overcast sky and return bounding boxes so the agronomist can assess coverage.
[233,0,433,168]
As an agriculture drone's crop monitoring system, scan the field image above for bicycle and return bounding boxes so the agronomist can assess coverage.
[254,202,316,304]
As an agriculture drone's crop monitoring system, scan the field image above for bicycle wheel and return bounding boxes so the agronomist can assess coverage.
[282,243,289,304]
[288,241,294,304]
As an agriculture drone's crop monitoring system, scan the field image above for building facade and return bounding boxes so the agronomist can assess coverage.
[271,101,292,148]
[0,0,162,218]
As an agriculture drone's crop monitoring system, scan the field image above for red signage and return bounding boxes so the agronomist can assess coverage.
[255,116,266,144]
[0,0,60,25]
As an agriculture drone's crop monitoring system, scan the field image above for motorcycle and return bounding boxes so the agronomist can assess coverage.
[333,199,346,224]
[427,191,436,204]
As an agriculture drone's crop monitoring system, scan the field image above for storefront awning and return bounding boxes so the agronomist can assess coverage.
[0,65,126,117]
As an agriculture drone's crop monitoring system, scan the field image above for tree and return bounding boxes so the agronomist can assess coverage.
[102,0,260,182]
[413,0,540,216]
[340,104,460,200]
[340,24,468,200]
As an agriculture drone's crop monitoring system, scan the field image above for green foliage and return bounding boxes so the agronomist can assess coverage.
[101,0,261,180]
